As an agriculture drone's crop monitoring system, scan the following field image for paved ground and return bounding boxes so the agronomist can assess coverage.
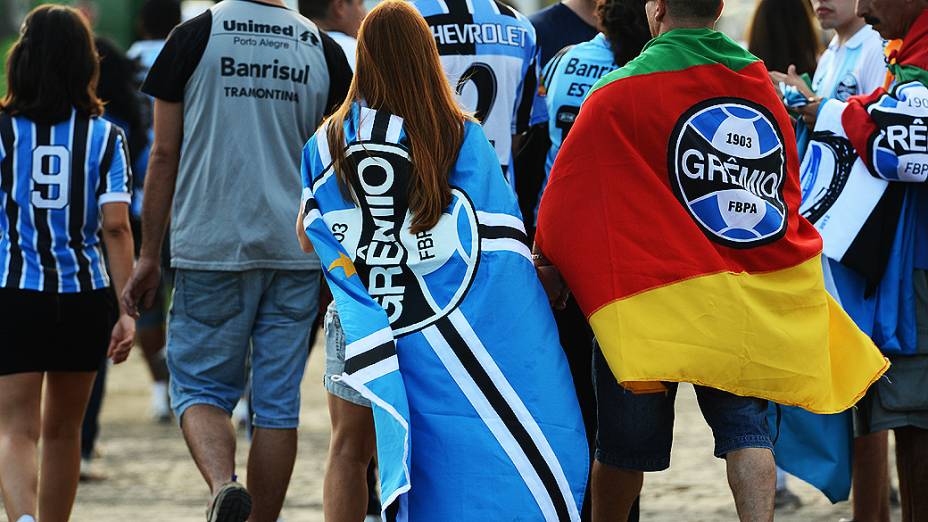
[2,338,900,521]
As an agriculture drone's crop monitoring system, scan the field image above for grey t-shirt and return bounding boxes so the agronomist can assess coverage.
[142,0,352,270]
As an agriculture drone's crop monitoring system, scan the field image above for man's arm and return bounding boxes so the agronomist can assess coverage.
[122,99,183,316]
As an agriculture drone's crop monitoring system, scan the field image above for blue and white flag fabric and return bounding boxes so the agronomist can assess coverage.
[301,103,588,521]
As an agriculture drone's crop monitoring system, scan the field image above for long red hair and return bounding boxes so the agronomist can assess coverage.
[324,0,470,233]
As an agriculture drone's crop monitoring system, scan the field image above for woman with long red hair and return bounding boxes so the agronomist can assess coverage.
[296,1,588,519]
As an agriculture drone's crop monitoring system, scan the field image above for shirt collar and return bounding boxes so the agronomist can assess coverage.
[830,24,875,51]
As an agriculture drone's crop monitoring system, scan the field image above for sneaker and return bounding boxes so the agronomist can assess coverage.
[16,516,36,522]
[774,488,802,511]
[207,482,252,522]
[79,458,107,482]
[364,516,382,522]
[151,381,172,423]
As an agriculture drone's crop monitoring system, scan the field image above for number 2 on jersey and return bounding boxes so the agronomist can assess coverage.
[31,145,71,210]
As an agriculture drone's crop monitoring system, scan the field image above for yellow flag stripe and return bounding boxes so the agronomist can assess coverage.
[590,255,889,414]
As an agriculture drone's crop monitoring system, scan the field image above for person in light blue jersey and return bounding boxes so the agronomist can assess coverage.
[297,2,588,519]
[0,6,136,522]
[413,0,543,185]
[538,0,651,214]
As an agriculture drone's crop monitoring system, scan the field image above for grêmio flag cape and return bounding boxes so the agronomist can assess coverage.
[535,28,888,414]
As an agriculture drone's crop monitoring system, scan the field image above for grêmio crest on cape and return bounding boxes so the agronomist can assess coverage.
[323,142,480,335]
[668,98,788,249]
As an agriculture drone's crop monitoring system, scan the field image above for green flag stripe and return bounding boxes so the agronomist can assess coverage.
[589,28,760,96]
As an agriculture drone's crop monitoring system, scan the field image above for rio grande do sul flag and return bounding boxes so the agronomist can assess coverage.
[535,28,888,414]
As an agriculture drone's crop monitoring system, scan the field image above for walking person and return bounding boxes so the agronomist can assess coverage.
[297,2,588,519]
[534,0,890,520]
[0,6,136,522]
[121,0,351,520]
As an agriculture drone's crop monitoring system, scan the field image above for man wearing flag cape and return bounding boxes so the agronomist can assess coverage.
[534,0,889,520]
[776,0,928,517]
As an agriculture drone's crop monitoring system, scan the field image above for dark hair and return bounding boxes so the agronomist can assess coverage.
[597,0,652,67]
[95,38,149,160]
[299,0,333,20]
[746,0,822,76]
[139,0,181,40]
[1,5,103,125]
[666,0,721,20]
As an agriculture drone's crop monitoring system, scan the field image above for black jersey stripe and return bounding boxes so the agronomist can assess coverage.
[434,317,572,521]
[96,125,117,197]
[371,110,391,143]
[344,340,397,375]
[494,0,517,18]
[478,224,529,246]
[33,123,59,292]
[0,114,22,287]
[69,117,92,291]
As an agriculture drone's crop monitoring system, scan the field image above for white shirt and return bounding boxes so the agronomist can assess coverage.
[812,24,887,100]
[328,31,357,72]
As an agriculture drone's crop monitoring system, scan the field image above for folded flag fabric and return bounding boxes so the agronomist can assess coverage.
[535,28,888,414]
[302,103,589,521]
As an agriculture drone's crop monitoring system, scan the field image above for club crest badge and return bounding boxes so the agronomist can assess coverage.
[669,98,788,248]
[323,142,480,335]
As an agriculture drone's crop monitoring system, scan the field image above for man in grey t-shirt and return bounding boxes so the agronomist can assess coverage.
[123,1,351,520]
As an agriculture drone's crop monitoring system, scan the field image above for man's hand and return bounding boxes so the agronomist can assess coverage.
[108,314,136,364]
[296,208,314,254]
[122,256,162,318]
[535,262,570,310]
[770,64,815,100]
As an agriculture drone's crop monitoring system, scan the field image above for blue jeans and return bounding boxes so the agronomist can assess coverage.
[167,269,320,429]
[593,342,773,471]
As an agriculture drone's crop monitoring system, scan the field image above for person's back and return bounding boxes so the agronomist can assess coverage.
[127,1,352,519]
[143,0,348,269]
[412,0,541,181]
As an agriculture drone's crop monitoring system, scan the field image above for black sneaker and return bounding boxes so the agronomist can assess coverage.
[207,482,252,522]
[774,488,802,511]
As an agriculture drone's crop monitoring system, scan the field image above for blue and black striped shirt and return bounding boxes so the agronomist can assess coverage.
[0,110,132,293]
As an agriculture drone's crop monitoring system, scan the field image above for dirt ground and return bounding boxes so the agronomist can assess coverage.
[2,338,901,521]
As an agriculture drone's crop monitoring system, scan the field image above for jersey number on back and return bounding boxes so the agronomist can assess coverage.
[31,145,71,210]
[456,63,498,124]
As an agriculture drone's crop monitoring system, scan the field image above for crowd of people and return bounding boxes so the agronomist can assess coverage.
[0,0,926,521]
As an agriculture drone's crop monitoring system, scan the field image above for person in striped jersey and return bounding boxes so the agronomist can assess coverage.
[0,7,136,522]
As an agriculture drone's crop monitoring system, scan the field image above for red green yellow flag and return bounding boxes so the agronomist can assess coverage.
[535,28,888,414]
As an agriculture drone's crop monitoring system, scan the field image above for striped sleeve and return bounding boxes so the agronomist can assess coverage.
[98,125,133,205]
[515,33,545,131]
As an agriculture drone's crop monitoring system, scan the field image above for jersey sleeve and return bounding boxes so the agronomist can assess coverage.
[300,135,398,372]
[98,126,133,206]
[321,31,353,116]
[841,80,928,183]
[514,31,545,133]
[141,10,212,103]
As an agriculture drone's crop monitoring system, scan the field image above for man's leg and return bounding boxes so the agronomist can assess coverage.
[166,270,252,513]
[324,395,377,521]
[181,405,238,494]
[852,431,890,522]
[0,373,43,521]
[726,448,775,522]
[695,386,774,522]
[894,426,928,522]
[590,344,676,522]
[247,270,319,522]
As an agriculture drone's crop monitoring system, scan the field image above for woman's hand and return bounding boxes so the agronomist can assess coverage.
[108,314,136,364]
[296,208,315,254]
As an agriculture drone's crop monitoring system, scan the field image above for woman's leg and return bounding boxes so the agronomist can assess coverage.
[38,371,97,522]
[323,394,377,522]
[0,373,43,521]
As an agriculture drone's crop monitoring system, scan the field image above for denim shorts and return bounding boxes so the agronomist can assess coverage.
[592,342,773,472]
[323,304,372,408]
[167,269,320,429]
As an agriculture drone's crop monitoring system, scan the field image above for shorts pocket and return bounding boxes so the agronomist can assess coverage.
[878,356,928,412]
[272,270,320,321]
[180,271,243,326]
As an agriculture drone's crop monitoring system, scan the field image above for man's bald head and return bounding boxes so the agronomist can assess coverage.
[645,0,724,37]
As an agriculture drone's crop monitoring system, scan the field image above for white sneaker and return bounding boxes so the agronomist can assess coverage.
[151,381,171,422]
[16,515,36,522]
[364,516,382,522]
